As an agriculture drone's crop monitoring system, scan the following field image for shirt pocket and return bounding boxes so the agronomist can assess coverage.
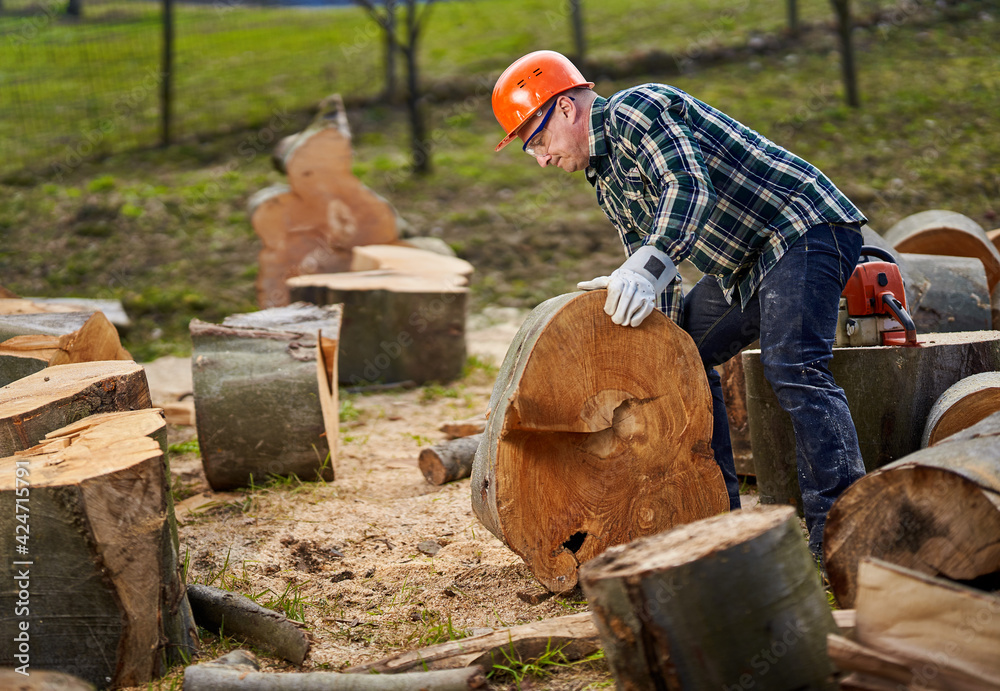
[621,168,654,228]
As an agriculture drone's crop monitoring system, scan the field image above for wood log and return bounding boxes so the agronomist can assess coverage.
[824,411,1000,608]
[419,433,483,485]
[0,312,132,387]
[0,409,198,688]
[472,290,727,592]
[187,584,310,665]
[828,634,916,687]
[190,303,341,490]
[744,330,1000,510]
[853,559,1000,690]
[579,505,837,690]
[345,612,598,674]
[922,371,1000,447]
[718,351,754,476]
[22,297,131,329]
[0,668,96,690]
[0,360,151,457]
[288,271,467,386]
[250,94,400,308]
[0,310,92,341]
[439,413,487,439]
[349,244,473,285]
[859,227,992,333]
[883,209,1000,291]
[183,650,485,691]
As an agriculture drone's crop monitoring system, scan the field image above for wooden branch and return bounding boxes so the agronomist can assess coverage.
[183,650,485,690]
[187,584,310,665]
[438,413,486,439]
[345,612,598,674]
[419,433,482,485]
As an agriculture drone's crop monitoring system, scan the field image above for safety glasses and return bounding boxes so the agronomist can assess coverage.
[522,100,557,157]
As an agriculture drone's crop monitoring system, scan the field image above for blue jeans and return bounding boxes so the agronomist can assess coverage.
[682,222,866,557]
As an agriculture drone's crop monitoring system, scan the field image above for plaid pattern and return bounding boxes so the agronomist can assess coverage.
[586,84,866,322]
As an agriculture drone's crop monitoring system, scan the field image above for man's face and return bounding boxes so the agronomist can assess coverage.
[518,96,590,173]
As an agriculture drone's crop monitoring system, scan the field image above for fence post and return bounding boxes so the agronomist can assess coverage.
[161,0,174,147]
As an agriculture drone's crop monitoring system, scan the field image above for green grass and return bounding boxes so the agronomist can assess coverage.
[0,7,997,360]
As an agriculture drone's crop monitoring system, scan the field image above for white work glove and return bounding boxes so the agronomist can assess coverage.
[577,245,677,327]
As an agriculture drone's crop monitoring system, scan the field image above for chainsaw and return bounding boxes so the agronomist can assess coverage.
[835,246,918,347]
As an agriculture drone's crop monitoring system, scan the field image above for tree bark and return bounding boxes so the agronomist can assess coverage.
[288,271,466,386]
[0,409,198,688]
[0,360,150,456]
[183,650,484,691]
[830,0,859,107]
[922,371,1000,447]
[419,432,482,485]
[249,94,399,308]
[345,612,597,674]
[472,291,727,592]
[824,411,1000,608]
[190,303,341,491]
[579,505,837,690]
[187,584,310,665]
[744,330,1000,510]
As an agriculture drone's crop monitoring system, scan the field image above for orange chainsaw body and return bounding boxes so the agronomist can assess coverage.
[837,247,918,347]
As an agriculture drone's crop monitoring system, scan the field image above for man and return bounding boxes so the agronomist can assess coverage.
[492,50,867,560]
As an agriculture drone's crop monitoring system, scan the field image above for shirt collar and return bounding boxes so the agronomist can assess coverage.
[586,96,608,185]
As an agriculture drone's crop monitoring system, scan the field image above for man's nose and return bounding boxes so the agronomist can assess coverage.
[536,153,551,168]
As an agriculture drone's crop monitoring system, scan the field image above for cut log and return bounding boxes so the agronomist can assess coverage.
[0,312,132,387]
[419,433,483,485]
[922,371,1000,447]
[472,290,727,592]
[0,669,96,691]
[824,411,1000,608]
[345,612,598,674]
[853,558,1000,690]
[718,351,754,476]
[828,634,916,687]
[23,297,131,328]
[190,303,341,490]
[579,505,837,690]
[0,409,198,688]
[187,584,310,665]
[251,94,400,308]
[183,650,485,691]
[0,360,151,457]
[439,413,487,439]
[0,310,92,341]
[289,271,467,386]
[350,244,473,286]
[744,330,1000,510]
[883,209,1000,291]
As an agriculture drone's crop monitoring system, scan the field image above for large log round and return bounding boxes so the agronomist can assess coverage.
[922,371,1000,447]
[289,271,467,386]
[0,409,198,687]
[824,411,1000,608]
[472,290,727,592]
[883,209,999,291]
[579,505,837,690]
[744,331,1000,510]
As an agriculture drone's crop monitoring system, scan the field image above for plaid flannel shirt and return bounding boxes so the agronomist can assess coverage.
[586,84,866,323]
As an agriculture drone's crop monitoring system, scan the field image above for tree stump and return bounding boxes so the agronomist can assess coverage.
[350,244,473,285]
[190,303,341,490]
[883,209,1000,291]
[0,360,150,457]
[471,291,727,592]
[0,409,198,688]
[419,433,483,485]
[579,505,837,690]
[824,411,1000,608]
[744,330,1000,510]
[289,271,467,385]
[922,371,1000,447]
[250,94,400,308]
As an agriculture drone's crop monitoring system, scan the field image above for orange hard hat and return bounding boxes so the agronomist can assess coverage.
[492,50,594,152]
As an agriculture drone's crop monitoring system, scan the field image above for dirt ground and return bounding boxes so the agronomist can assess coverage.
[150,307,757,689]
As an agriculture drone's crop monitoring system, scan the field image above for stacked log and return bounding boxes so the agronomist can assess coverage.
[472,290,727,592]
[250,94,400,308]
[0,409,197,687]
[289,272,467,386]
[824,410,1000,609]
[922,371,1000,447]
[190,303,342,490]
[744,330,1000,509]
[580,505,837,690]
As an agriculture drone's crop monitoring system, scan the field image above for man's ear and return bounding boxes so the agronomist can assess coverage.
[557,94,577,121]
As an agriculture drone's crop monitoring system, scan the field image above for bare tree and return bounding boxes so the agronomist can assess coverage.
[787,0,799,36]
[66,0,82,17]
[830,0,860,107]
[353,0,399,103]
[355,0,435,175]
[568,0,585,61]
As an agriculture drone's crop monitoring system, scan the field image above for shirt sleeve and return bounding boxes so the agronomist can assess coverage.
[629,101,717,263]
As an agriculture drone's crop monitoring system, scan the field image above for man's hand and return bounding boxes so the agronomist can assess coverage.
[577,246,676,327]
